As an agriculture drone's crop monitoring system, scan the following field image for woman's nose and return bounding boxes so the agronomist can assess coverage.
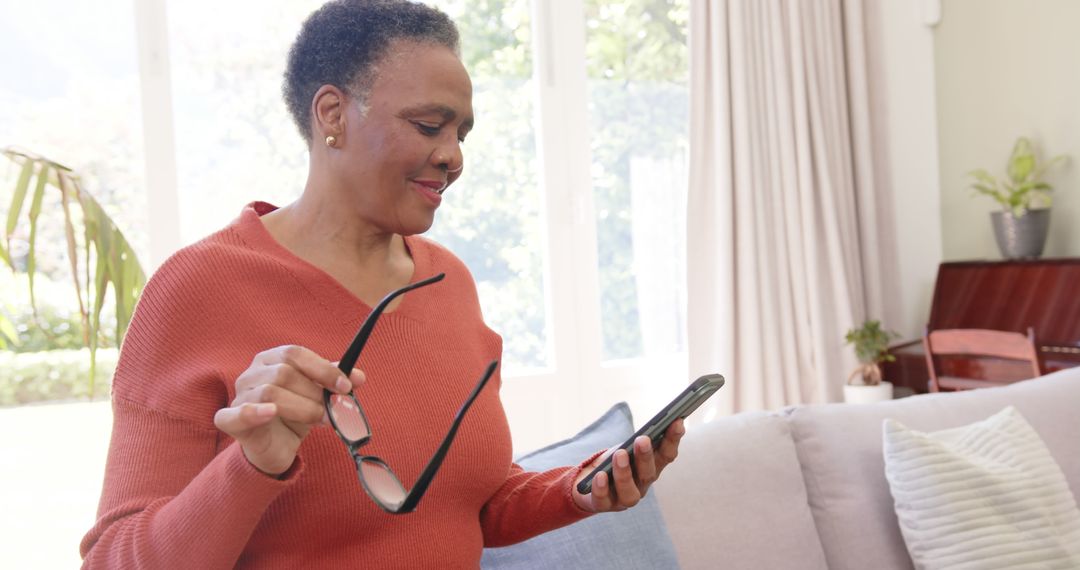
[432,140,463,173]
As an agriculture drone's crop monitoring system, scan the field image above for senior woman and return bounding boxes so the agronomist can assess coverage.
[81,1,685,568]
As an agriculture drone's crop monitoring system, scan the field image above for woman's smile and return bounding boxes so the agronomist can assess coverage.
[411,178,446,206]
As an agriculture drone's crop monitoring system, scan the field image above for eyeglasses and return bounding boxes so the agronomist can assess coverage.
[324,272,498,514]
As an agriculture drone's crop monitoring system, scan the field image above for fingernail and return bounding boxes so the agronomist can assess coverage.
[637,438,652,454]
[350,369,365,384]
[616,452,630,468]
[336,377,352,393]
[596,473,606,488]
[254,403,276,417]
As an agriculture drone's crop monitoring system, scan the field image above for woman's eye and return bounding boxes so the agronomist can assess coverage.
[414,122,440,136]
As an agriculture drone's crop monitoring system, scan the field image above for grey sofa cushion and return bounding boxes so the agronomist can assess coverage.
[481,402,681,569]
[788,368,1080,570]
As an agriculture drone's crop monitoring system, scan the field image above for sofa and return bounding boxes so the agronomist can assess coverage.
[652,366,1080,569]
[481,367,1080,569]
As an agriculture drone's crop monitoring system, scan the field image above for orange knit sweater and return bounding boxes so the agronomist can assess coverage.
[80,202,593,569]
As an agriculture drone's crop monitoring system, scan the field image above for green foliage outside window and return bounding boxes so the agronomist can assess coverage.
[0,348,118,406]
[0,268,120,405]
[434,0,689,363]
[586,0,689,360]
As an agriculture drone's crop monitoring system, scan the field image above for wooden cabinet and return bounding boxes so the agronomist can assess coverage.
[882,258,1080,394]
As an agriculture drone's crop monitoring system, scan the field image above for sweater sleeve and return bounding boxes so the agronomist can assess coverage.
[80,398,303,569]
[79,246,299,569]
[479,453,603,547]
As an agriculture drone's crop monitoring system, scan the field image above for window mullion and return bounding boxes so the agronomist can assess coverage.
[530,0,602,426]
[132,0,182,270]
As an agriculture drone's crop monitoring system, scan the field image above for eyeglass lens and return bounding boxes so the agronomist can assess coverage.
[359,458,408,508]
[328,393,370,442]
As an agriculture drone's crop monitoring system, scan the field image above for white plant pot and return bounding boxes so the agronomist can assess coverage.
[843,381,894,404]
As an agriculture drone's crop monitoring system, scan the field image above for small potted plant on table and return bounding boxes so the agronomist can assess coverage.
[967,136,1067,259]
[843,320,898,404]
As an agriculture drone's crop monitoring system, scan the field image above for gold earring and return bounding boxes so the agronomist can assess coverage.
[325,135,337,147]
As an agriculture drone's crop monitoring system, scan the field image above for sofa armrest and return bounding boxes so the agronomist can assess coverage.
[654,411,827,570]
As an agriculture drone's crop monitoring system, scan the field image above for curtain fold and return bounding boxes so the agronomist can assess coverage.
[688,0,897,414]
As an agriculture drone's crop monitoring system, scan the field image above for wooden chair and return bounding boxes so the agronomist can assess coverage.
[922,327,1043,392]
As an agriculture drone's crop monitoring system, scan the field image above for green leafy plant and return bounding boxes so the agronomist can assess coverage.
[0,348,119,406]
[0,310,17,350]
[967,137,1068,217]
[844,320,898,386]
[2,270,117,353]
[2,147,145,394]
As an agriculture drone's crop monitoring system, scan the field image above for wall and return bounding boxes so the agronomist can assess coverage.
[871,0,943,338]
[935,0,1080,260]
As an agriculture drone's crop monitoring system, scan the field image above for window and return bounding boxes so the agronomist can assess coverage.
[167,0,319,244]
[160,1,690,395]
[2,2,689,565]
[490,0,690,449]
[427,0,553,374]
[0,2,145,567]
[0,0,148,263]
[1,0,689,476]
[585,0,689,363]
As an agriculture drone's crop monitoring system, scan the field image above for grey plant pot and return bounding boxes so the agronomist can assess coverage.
[990,208,1050,259]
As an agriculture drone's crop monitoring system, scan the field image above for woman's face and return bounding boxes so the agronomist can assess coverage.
[333,41,473,236]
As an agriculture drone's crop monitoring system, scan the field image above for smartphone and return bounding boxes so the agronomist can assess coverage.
[576,373,725,495]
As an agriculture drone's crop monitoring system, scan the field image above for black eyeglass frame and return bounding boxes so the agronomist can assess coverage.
[324,272,498,514]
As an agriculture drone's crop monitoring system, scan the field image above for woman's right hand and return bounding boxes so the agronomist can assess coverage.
[214,345,365,476]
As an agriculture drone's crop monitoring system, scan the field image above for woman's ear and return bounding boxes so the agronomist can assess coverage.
[311,85,346,144]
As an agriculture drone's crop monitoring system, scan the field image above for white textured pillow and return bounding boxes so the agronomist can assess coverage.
[882,406,1080,569]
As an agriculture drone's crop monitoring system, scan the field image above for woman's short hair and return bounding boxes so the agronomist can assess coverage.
[283,0,460,142]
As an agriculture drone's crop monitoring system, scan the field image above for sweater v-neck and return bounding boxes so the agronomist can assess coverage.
[231,201,433,324]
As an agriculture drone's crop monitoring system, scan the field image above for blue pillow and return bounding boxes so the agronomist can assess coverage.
[480,403,682,569]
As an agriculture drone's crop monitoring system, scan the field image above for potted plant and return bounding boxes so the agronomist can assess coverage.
[967,136,1068,259]
[843,320,898,404]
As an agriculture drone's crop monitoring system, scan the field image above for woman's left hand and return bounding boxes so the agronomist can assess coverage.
[572,418,686,513]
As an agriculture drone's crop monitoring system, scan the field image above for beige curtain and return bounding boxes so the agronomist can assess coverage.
[687,0,899,414]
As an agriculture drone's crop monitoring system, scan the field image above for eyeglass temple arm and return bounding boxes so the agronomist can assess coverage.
[336,273,446,375]
[398,359,499,513]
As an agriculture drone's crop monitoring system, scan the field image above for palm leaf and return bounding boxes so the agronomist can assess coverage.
[0,221,9,267]
[56,169,89,345]
[5,160,33,254]
[89,235,109,395]
[25,164,50,311]
[117,241,144,342]
[0,311,17,349]
[1,147,146,397]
